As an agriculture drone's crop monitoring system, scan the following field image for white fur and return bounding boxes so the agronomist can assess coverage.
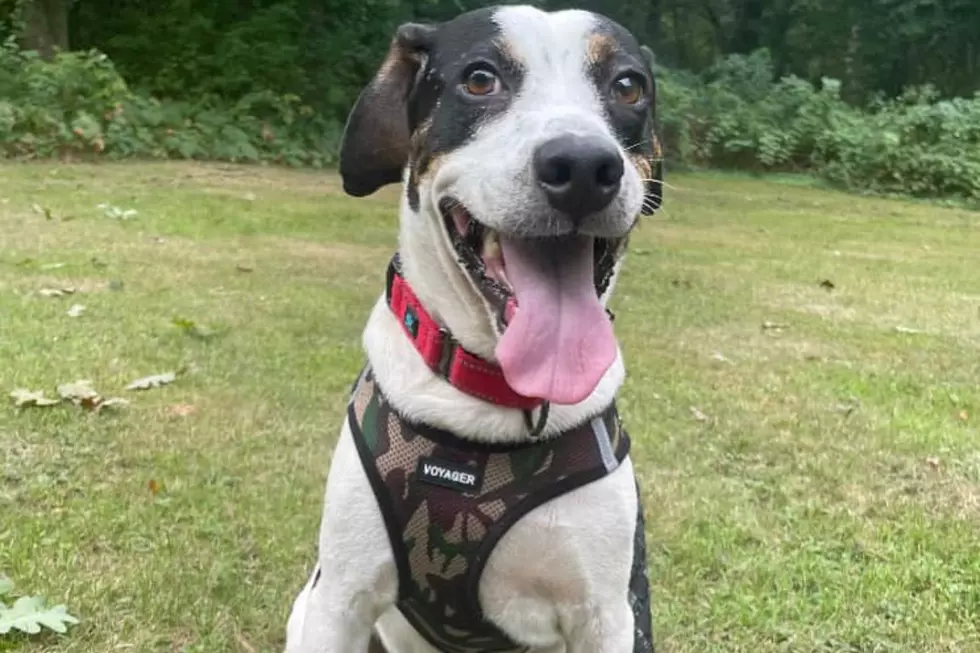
[285,6,645,652]
[286,420,639,653]
[431,7,645,241]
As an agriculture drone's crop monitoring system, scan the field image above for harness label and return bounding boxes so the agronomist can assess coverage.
[416,457,483,493]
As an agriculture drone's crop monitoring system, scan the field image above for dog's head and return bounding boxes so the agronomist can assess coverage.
[340,5,662,406]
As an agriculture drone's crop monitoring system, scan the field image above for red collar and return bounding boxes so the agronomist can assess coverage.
[385,256,544,411]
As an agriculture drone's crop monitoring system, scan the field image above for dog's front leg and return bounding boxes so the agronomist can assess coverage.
[285,563,377,653]
[285,424,397,653]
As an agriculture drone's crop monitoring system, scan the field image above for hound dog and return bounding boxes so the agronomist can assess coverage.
[285,5,663,652]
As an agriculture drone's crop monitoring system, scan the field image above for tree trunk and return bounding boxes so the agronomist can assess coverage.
[645,0,662,48]
[19,0,70,59]
[732,0,764,53]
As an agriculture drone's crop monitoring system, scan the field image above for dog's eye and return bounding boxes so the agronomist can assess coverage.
[463,68,500,96]
[611,74,644,105]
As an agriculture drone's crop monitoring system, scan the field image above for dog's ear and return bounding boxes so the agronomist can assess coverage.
[639,45,663,215]
[339,23,437,197]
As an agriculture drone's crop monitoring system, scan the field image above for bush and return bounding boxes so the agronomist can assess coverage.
[657,50,980,202]
[0,39,341,166]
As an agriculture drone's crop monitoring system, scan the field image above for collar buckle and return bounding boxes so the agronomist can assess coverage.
[436,328,456,378]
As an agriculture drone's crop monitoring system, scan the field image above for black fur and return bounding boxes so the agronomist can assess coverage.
[339,23,437,197]
[340,6,662,214]
[585,17,662,216]
[340,8,526,208]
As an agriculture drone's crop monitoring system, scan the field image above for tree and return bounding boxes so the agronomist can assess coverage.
[17,0,71,58]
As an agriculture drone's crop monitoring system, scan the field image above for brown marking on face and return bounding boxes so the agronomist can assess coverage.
[629,153,653,181]
[377,34,426,80]
[493,36,525,70]
[586,32,618,66]
[651,133,663,160]
[407,117,443,210]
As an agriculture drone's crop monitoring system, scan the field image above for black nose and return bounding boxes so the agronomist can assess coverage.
[533,135,624,222]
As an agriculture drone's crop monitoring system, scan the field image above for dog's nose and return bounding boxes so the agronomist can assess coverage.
[533,135,624,222]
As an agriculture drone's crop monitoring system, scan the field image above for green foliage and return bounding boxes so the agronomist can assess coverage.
[658,50,980,202]
[0,576,79,636]
[0,39,340,166]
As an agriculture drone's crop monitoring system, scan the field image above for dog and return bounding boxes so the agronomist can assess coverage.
[284,5,663,652]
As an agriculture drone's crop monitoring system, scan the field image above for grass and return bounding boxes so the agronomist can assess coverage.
[0,161,978,653]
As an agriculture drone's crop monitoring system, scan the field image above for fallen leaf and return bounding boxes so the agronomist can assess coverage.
[167,403,196,417]
[819,279,835,290]
[762,321,789,331]
[126,372,176,391]
[958,410,968,422]
[57,380,99,403]
[894,326,924,335]
[38,286,75,298]
[88,396,129,413]
[10,389,61,408]
[31,203,53,220]
[172,317,217,340]
[833,403,858,417]
[97,203,138,220]
[690,406,710,422]
[66,304,85,318]
[0,595,79,634]
[148,479,162,495]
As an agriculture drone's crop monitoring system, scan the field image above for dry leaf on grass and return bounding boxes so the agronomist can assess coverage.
[66,304,85,318]
[31,203,53,220]
[690,406,711,423]
[126,372,176,391]
[10,389,60,408]
[57,380,129,412]
[894,326,924,335]
[762,320,790,331]
[167,404,196,417]
[90,397,129,412]
[38,287,76,298]
[57,380,99,402]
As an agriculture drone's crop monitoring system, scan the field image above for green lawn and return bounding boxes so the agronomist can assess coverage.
[1,162,979,653]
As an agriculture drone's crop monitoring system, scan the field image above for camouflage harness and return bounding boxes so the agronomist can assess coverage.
[347,365,653,653]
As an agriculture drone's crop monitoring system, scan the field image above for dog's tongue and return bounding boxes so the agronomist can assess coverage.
[495,235,616,405]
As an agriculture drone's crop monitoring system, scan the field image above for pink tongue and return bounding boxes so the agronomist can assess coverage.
[495,235,617,405]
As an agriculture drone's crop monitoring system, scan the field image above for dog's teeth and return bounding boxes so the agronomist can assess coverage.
[482,231,501,260]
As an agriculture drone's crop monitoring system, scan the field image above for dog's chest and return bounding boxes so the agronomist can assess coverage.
[347,366,630,653]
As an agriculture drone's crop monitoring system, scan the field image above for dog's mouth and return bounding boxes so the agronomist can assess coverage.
[440,198,627,405]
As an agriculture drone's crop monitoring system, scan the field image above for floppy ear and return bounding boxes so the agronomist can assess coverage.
[339,23,437,197]
[639,45,663,215]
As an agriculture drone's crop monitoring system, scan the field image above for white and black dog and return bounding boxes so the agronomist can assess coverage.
[285,5,663,653]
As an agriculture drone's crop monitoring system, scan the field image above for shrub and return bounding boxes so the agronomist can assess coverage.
[656,50,980,202]
[0,39,341,166]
